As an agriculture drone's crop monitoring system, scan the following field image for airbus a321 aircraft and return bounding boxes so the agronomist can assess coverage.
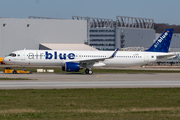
[3,29,175,75]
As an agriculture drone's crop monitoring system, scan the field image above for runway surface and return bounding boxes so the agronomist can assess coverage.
[0,72,180,89]
[1,81,180,89]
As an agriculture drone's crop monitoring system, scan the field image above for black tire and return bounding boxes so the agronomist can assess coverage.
[85,69,93,75]
[85,69,89,74]
[13,70,17,74]
[29,71,32,74]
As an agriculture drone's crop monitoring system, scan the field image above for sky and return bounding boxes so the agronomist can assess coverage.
[0,0,179,25]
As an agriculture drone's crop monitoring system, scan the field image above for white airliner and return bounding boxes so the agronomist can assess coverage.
[3,29,175,74]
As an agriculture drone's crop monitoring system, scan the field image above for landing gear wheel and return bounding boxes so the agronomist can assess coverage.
[88,70,93,75]
[85,69,89,74]
[85,69,93,75]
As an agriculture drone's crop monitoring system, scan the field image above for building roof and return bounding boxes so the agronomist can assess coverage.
[39,43,98,51]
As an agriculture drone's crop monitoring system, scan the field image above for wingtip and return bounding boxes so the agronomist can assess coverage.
[109,48,119,58]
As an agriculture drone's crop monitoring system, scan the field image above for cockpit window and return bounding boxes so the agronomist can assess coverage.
[8,53,16,57]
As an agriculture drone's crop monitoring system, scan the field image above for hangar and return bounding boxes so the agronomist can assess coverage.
[73,16,155,51]
[0,17,87,57]
[39,43,97,51]
[72,16,180,52]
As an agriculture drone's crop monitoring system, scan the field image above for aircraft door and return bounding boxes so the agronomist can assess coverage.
[144,53,149,62]
[21,50,26,60]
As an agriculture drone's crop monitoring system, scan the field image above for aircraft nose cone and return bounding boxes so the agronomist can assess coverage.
[3,57,9,63]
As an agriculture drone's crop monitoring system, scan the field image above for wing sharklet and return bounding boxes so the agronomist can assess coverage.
[108,48,119,59]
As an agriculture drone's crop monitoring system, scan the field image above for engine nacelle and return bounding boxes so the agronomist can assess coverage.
[62,62,80,72]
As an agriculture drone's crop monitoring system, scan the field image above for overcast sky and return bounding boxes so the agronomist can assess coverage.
[0,0,179,25]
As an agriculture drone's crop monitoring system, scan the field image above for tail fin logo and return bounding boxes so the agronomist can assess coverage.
[154,32,168,48]
[145,29,174,53]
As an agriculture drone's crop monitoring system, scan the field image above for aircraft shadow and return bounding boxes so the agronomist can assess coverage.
[55,72,86,75]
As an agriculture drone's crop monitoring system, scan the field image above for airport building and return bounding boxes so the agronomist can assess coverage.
[73,16,155,51]
[0,17,87,57]
[0,16,180,58]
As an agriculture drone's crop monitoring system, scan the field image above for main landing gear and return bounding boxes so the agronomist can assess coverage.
[85,69,93,75]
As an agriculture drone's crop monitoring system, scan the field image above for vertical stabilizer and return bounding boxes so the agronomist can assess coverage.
[146,29,174,52]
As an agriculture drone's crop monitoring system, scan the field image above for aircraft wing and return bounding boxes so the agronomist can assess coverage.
[71,48,119,67]
[76,48,118,62]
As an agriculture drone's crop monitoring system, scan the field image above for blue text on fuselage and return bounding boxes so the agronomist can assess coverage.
[45,51,75,60]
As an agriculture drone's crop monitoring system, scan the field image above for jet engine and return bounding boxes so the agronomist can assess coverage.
[62,62,81,72]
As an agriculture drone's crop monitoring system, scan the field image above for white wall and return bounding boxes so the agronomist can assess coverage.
[0,18,87,57]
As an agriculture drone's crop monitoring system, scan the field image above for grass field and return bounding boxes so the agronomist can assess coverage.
[0,88,180,120]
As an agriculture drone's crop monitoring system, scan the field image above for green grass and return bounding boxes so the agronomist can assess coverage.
[1,67,180,74]
[0,88,180,119]
[0,78,36,80]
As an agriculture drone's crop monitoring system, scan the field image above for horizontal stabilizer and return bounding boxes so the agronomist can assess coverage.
[156,53,176,60]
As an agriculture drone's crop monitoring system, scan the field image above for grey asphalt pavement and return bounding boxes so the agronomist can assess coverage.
[0,72,180,89]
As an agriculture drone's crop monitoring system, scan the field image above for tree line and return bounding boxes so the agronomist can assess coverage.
[154,23,180,33]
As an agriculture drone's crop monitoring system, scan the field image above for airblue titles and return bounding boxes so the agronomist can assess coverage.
[45,51,75,60]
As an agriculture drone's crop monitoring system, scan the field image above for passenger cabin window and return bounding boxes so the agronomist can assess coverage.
[8,53,16,57]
